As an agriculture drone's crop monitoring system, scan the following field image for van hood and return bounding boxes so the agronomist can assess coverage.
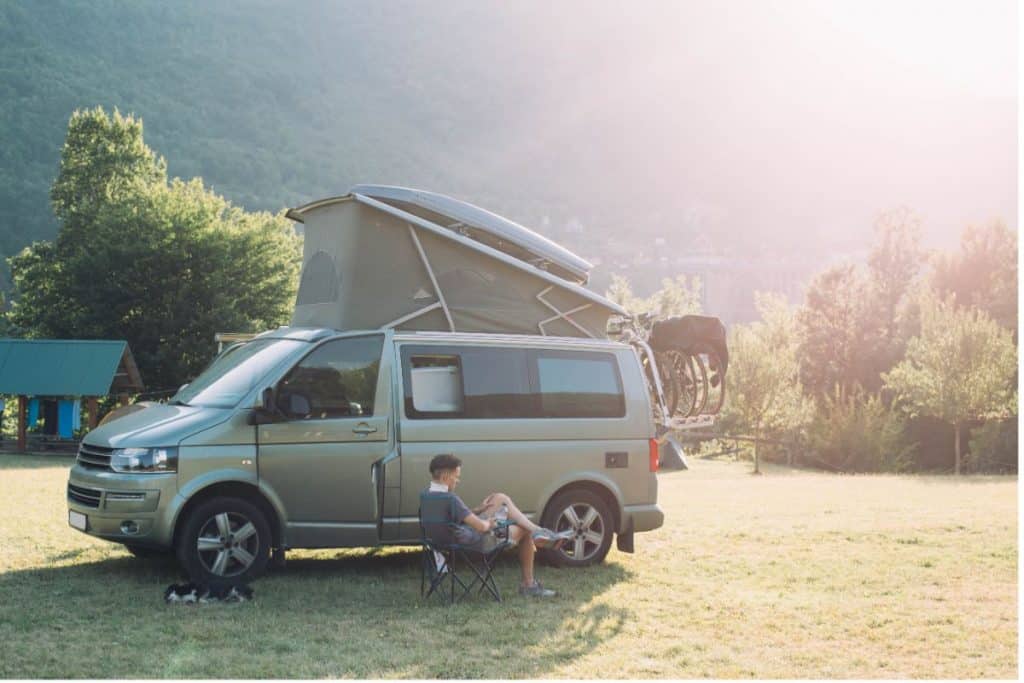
[83,402,233,448]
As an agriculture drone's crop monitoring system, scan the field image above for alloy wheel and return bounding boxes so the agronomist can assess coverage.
[554,503,606,563]
[196,511,261,578]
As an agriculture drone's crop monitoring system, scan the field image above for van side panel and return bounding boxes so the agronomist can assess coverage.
[394,343,656,542]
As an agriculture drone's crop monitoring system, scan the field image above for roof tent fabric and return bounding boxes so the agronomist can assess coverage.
[349,184,593,284]
[0,340,143,396]
[286,189,626,338]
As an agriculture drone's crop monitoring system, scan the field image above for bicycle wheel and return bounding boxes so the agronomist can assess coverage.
[654,351,680,416]
[665,351,699,418]
[702,350,726,414]
[659,352,700,417]
[691,352,710,415]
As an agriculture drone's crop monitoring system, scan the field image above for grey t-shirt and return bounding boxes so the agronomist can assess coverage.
[450,494,484,546]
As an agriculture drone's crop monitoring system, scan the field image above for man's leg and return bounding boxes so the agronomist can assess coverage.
[508,525,535,587]
[478,492,542,534]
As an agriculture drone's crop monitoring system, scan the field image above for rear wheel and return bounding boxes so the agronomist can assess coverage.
[540,489,614,567]
[176,496,270,584]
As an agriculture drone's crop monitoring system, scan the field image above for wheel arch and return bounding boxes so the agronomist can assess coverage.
[171,480,283,550]
[540,478,622,535]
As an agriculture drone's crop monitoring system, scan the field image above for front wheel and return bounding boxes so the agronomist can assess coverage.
[176,496,270,584]
[540,489,614,567]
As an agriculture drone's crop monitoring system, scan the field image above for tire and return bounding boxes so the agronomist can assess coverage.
[176,496,271,584]
[124,543,172,559]
[540,489,615,568]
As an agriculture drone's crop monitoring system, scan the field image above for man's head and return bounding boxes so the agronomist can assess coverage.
[429,453,462,488]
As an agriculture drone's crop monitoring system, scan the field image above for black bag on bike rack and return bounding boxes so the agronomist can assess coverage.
[648,315,729,375]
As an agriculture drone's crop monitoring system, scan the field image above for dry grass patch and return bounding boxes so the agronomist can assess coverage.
[0,453,1016,678]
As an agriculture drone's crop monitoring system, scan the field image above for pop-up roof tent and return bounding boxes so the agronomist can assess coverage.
[285,185,627,338]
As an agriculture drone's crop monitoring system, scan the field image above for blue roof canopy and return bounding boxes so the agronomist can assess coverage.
[0,339,144,396]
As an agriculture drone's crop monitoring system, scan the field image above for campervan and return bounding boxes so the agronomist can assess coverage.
[66,186,711,584]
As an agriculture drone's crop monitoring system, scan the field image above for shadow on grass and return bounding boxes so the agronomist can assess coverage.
[0,545,633,678]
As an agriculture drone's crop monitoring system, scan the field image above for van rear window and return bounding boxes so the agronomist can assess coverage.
[401,345,625,419]
[535,352,625,418]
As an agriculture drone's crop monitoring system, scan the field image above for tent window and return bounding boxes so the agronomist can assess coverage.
[295,251,339,305]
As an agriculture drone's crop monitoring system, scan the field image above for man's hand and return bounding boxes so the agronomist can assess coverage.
[464,512,494,533]
[472,493,497,515]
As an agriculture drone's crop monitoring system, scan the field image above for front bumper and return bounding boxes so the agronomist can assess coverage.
[66,464,178,547]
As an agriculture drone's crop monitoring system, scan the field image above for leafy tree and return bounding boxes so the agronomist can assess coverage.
[7,108,301,392]
[932,221,1018,333]
[864,208,924,380]
[965,419,1017,474]
[807,386,915,472]
[605,274,702,318]
[796,264,874,397]
[883,294,1017,474]
[721,293,811,474]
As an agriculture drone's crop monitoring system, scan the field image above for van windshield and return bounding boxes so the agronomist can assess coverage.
[171,339,306,409]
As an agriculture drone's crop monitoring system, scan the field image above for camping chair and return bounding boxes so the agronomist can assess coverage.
[419,489,515,604]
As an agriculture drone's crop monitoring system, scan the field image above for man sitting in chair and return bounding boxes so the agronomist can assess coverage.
[428,453,573,598]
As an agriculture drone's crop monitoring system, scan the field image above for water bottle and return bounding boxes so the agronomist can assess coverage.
[494,503,508,536]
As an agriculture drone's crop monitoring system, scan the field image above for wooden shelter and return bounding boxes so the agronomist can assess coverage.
[0,339,144,450]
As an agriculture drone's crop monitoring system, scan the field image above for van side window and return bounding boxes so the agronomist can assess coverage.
[402,346,533,419]
[534,351,625,418]
[408,354,464,414]
[277,335,383,419]
[401,345,623,419]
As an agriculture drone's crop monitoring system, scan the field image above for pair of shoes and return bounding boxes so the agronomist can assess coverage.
[532,528,574,551]
[518,580,556,598]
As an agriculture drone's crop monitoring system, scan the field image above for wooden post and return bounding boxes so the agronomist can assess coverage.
[17,395,27,452]
[87,397,99,430]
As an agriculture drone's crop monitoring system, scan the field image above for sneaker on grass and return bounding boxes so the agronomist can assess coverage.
[518,580,556,598]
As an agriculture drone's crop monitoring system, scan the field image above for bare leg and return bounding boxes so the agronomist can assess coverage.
[517,531,535,586]
[477,492,542,534]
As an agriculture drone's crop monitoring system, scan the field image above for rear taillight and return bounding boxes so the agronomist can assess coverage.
[649,438,659,472]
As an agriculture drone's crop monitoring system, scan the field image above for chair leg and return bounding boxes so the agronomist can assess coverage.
[462,551,502,602]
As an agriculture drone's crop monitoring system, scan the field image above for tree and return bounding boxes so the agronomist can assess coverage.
[883,294,1017,474]
[932,221,1018,333]
[865,208,924,380]
[721,293,811,474]
[807,386,915,473]
[7,107,301,392]
[796,264,874,397]
[605,274,702,318]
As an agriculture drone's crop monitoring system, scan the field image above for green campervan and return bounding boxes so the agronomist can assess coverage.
[67,186,705,584]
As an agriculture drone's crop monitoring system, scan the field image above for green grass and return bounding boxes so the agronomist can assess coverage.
[0,453,1016,678]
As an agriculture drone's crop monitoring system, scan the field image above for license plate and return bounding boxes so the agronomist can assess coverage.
[69,510,87,531]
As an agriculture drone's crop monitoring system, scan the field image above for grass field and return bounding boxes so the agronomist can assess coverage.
[0,453,1016,678]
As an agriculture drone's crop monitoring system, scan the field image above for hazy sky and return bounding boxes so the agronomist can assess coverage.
[433,0,1017,252]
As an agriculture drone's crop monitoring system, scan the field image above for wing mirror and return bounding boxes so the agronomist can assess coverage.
[248,387,280,425]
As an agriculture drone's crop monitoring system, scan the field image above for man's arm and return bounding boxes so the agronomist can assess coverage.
[461,511,494,533]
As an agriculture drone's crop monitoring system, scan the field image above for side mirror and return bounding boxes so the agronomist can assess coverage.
[248,387,279,425]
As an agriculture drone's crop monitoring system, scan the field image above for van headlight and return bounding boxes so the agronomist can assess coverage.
[110,447,178,474]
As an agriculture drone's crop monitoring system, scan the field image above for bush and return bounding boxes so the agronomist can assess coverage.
[965,419,1018,474]
[807,388,916,472]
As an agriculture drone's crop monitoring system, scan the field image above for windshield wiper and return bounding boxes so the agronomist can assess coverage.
[167,399,190,407]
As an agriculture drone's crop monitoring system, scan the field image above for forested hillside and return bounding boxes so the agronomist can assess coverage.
[0,0,1015,301]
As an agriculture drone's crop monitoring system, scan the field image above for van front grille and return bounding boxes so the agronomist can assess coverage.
[67,483,102,508]
[77,444,114,471]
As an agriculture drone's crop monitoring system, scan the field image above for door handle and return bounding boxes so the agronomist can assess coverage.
[352,423,378,435]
